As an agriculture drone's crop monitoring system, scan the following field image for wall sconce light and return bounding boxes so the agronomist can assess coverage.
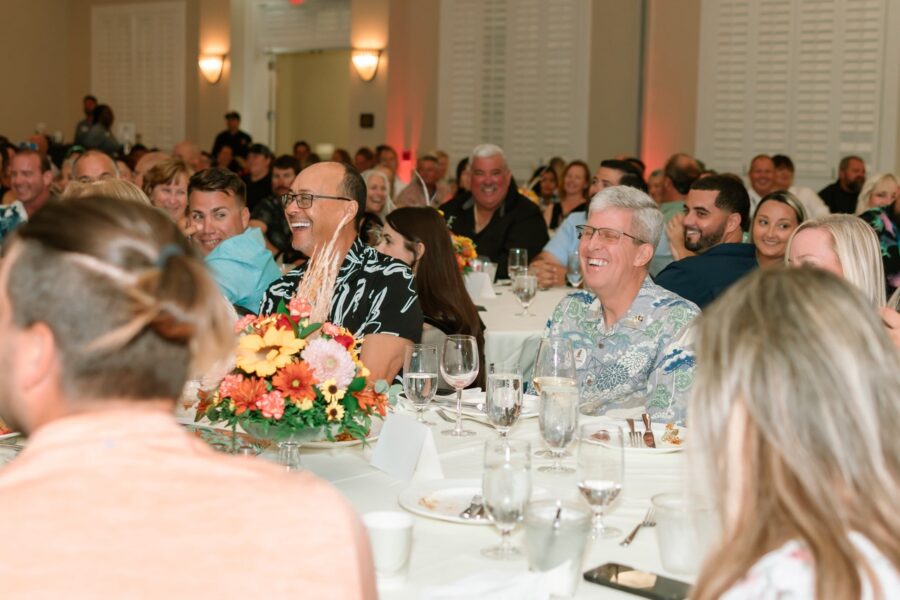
[351,49,381,82]
[199,54,226,84]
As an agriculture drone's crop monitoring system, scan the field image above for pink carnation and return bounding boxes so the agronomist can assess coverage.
[321,323,341,337]
[257,391,285,420]
[218,373,244,398]
[288,297,312,318]
[234,314,257,333]
[303,338,357,388]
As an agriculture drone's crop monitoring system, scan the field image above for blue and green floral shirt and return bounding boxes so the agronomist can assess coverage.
[860,206,899,298]
[546,277,698,424]
[0,201,27,244]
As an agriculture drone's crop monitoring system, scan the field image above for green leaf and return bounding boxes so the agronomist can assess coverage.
[300,322,323,338]
[347,376,366,392]
[275,299,290,317]
[373,379,389,394]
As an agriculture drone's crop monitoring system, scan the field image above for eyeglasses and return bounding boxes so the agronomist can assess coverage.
[17,142,38,151]
[280,191,353,210]
[576,225,645,245]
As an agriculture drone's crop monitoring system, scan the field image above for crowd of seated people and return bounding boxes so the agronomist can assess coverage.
[0,99,898,597]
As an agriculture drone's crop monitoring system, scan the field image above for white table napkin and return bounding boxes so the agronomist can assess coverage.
[420,570,553,600]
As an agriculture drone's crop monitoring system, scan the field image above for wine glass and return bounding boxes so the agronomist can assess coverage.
[402,344,439,425]
[508,248,528,281]
[566,251,582,288]
[512,273,537,316]
[440,335,479,437]
[537,383,579,473]
[532,336,577,457]
[577,423,625,538]
[482,439,532,559]
[485,368,523,437]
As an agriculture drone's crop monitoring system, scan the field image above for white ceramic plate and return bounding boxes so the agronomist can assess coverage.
[398,478,552,525]
[595,419,686,454]
[0,432,20,441]
[304,419,383,449]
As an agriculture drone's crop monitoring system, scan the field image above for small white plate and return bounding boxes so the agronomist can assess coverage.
[398,478,551,525]
[0,432,20,441]
[304,419,384,449]
[596,419,686,453]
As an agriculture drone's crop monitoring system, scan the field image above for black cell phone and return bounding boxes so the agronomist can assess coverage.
[583,563,691,600]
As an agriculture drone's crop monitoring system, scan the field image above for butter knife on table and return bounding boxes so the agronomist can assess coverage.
[641,413,656,448]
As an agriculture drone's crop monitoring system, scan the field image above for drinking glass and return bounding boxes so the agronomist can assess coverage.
[512,273,538,316]
[532,336,577,394]
[402,344,439,425]
[440,335,479,437]
[486,368,523,437]
[538,383,579,473]
[577,424,625,538]
[508,248,528,281]
[566,251,582,288]
[482,439,532,559]
[525,499,592,597]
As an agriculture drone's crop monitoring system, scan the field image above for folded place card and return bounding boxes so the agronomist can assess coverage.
[464,272,496,300]
[371,413,444,481]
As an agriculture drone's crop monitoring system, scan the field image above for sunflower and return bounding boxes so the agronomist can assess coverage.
[235,325,306,377]
[272,361,317,407]
[319,378,346,403]
[325,401,345,422]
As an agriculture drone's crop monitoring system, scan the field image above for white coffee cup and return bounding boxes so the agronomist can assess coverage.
[362,511,414,577]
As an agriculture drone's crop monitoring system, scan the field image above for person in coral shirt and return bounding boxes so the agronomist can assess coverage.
[0,196,376,599]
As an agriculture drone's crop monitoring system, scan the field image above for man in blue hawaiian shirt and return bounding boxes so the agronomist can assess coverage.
[546,185,698,423]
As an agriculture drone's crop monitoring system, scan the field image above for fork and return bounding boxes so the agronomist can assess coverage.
[618,507,656,547]
[459,494,484,519]
[626,418,642,448]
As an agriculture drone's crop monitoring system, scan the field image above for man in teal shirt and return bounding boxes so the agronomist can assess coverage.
[187,168,281,313]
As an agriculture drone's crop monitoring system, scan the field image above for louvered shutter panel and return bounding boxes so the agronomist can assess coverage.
[255,0,351,53]
[91,2,186,151]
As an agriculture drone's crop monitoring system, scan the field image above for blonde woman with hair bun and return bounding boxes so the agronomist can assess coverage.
[689,267,900,600]
[786,214,886,306]
[855,173,899,215]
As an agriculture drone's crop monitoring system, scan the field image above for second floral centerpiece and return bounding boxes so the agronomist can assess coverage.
[196,296,394,469]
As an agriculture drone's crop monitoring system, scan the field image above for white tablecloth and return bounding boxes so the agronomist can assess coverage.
[479,285,572,378]
[298,408,692,599]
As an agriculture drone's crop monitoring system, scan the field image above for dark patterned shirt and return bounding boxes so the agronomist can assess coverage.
[860,206,900,298]
[260,239,423,342]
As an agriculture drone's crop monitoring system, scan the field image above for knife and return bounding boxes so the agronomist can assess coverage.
[641,413,656,448]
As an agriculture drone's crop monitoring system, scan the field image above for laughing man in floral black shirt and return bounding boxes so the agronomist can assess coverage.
[261,162,423,381]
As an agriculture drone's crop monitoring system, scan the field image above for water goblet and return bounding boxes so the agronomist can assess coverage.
[482,439,532,559]
[538,383,579,473]
[508,248,528,281]
[577,423,625,538]
[402,344,439,425]
[440,335,479,437]
[486,368,523,437]
[512,273,537,316]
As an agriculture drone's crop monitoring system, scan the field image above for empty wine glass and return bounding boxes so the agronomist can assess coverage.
[538,383,579,473]
[532,336,577,457]
[482,439,532,559]
[403,344,439,425]
[577,423,625,538]
[440,335,479,437]
[486,368,523,437]
[508,248,528,281]
[512,273,537,316]
[566,251,582,288]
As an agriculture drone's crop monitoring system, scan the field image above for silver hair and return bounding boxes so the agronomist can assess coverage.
[588,185,664,249]
[468,144,508,171]
[361,168,395,218]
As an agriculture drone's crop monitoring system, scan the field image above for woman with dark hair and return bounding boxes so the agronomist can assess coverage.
[376,206,485,388]
[543,160,590,229]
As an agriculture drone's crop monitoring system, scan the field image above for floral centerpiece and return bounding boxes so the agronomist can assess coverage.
[196,297,394,468]
[452,233,478,274]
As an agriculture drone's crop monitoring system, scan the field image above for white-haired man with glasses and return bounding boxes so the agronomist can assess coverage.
[261,161,422,382]
[546,186,699,423]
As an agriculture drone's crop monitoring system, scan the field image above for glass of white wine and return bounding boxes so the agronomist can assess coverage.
[512,273,538,316]
[532,336,577,457]
[402,344,438,425]
[577,423,625,538]
[566,251,582,288]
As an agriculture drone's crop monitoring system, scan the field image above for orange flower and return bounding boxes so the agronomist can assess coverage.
[355,388,388,417]
[231,377,267,415]
[272,361,318,407]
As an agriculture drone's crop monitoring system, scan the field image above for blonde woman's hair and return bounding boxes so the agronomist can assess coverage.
[856,173,898,214]
[62,179,151,204]
[690,267,900,600]
[362,168,395,218]
[785,215,886,306]
[5,195,234,401]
